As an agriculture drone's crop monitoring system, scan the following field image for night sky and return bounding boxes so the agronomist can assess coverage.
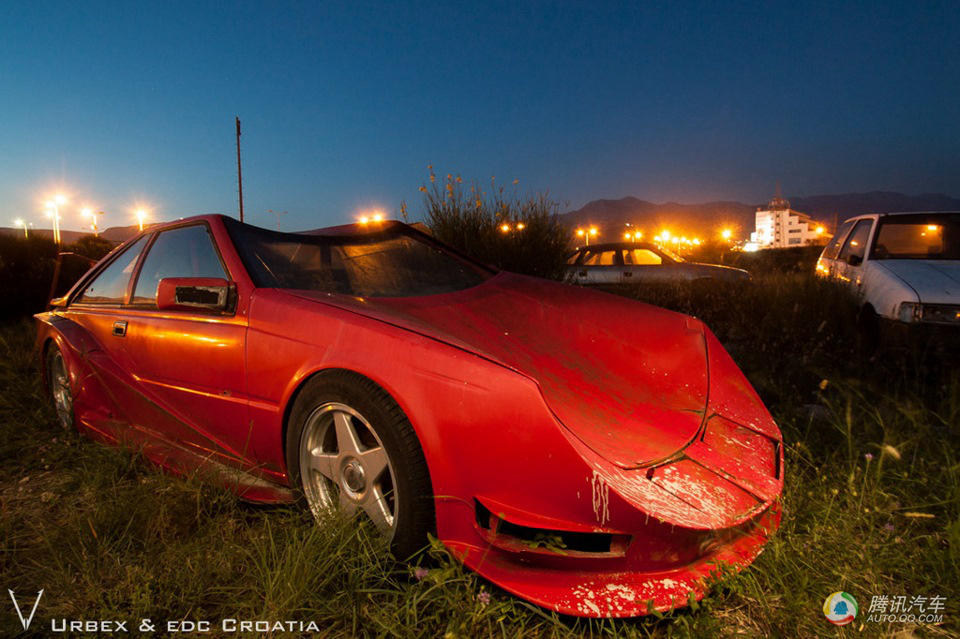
[2,1,958,232]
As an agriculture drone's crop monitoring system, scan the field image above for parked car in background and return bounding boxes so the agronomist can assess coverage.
[36,215,782,617]
[815,211,960,327]
[566,242,750,285]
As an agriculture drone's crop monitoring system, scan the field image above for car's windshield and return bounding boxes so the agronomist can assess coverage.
[870,213,960,260]
[224,219,493,297]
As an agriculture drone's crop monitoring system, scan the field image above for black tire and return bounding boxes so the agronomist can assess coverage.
[285,370,434,559]
[856,305,881,355]
[46,343,74,430]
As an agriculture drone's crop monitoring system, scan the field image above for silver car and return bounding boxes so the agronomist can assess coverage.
[566,242,750,285]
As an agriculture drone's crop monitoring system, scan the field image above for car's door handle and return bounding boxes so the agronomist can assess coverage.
[112,320,128,337]
[623,271,633,277]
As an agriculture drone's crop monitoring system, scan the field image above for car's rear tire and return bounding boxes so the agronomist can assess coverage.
[46,343,74,430]
[285,370,434,559]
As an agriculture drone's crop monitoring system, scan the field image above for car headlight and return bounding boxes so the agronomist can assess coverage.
[898,302,921,323]
[898,302,960,324]
[917,304,960,325]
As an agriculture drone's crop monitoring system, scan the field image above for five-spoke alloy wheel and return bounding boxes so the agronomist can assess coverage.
[299,402,398,534]
[286,371,434,558]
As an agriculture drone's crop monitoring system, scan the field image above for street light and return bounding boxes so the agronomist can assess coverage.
[500,223,511,233]
[358,210,384,225]
[45,195,67,244]
[721,228,732,241]
[82,207,104,236]
[576,227,598,246]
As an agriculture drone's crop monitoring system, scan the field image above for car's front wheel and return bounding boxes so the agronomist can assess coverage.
[285,371,434,558]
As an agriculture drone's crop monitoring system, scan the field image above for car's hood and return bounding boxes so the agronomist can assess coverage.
[877,260,960,304]
[285,272,708,468]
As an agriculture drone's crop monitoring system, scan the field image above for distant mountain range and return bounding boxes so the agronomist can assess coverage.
[3,191,958,244]
[562,191,960,236]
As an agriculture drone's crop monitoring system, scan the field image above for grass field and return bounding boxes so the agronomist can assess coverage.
[1,273,957,637]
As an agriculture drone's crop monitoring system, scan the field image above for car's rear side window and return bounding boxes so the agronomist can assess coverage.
[581,250,618,266]
[76,236,150,305]
[623,249,662,265]
[132,225,227,305]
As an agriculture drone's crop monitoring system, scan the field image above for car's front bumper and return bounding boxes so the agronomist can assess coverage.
[444,501,780,617]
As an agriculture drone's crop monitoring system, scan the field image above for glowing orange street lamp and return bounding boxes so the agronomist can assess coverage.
[500,223,511,233]
[721,228,733,241]
[358,210,384,225]
[82,207,104,236]
[45,195,66,244]
[516,222,525,230]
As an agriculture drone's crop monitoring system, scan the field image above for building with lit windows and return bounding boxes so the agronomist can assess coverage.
[747,195,826,250]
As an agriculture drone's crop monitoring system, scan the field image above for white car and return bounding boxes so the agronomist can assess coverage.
[815,211,960,327]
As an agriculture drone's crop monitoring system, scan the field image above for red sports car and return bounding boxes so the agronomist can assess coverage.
[36,214,782,617]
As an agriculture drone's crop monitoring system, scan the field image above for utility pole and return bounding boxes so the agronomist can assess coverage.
[267,209,287,231]
[236,116,244,223]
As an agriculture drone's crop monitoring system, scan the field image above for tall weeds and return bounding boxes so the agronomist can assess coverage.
[420,167,571,280]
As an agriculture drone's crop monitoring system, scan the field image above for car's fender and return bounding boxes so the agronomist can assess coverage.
[860,261,920,320]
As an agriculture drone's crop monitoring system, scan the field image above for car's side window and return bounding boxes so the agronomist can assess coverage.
[822,220,855,260]
[837,220,873,263]
[131,225,228,305]
[582,250,617,266]
[623,249,662,265]
[75,236,150,305]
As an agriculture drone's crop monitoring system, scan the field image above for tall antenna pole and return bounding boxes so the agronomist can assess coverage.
[236,116,244,222]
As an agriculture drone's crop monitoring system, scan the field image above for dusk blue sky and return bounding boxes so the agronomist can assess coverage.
[2,1,958,231]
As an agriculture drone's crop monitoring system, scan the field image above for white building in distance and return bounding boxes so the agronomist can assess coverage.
[747,195,825,250]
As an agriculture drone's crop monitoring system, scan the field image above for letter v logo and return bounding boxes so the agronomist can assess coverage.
[8,589,43,631]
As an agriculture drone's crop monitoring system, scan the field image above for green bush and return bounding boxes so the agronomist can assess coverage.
[420,168,571,280]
